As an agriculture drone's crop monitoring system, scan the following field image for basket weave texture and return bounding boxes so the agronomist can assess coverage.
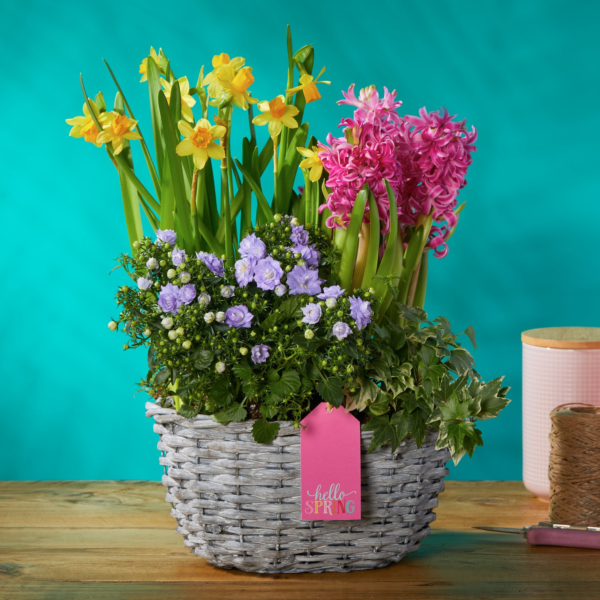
[146,401,450,573]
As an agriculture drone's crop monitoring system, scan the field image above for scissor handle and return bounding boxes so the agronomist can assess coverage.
[527,527,600,549]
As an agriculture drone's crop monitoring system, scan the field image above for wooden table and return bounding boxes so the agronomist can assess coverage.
[1,481,597,599]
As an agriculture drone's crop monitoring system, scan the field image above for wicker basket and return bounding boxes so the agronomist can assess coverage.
[146,401,450,573]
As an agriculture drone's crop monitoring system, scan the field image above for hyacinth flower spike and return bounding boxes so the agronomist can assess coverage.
[286,66,330,103]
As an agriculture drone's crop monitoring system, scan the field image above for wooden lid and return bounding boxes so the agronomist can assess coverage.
[522,327,600,349]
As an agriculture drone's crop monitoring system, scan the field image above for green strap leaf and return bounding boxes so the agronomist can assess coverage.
[361,190,380,290]
[338,185,368,291]
[372,181,398,300]
[146,58,165,177]
[235,159,275,222]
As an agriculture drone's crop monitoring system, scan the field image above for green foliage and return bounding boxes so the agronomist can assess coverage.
[356,304,510,464]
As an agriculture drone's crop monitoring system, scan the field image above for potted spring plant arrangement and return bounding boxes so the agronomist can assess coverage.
[68,28,510,573]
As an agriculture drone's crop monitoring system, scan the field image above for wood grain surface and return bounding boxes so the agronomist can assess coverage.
[1,481,598,599]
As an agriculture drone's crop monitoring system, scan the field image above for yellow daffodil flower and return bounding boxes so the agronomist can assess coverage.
[297,146,324,182]
[252,96,299,138]
[176,119,226,170]
[65,97,109,147]
[202,53,246,102]
[160,76,196,122]
[97,113,142,156]
[139,47,163,82]
[286,67,331,103]
[217,66,258,110]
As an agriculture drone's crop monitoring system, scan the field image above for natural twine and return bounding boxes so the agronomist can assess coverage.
[548,403,600,527]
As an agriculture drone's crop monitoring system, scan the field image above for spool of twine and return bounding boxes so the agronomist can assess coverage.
[548,403,600,526]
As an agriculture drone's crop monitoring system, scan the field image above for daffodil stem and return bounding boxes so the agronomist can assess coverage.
[272,135,279,214]
[220,114,234,267]
[248,104,256,145]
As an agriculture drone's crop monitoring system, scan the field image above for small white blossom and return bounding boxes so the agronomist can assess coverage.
[168,330,178,340]
[167,269,176,279]
[180,272,191,283]
[146,257,158,270]
[215,361,226,374]
[108,321,118,331]
[216,311,226,322]
[182,340,191,350]
[161,317,174,329]
[143,328,151,337]
[275,284,287,297]
[291,217,300,226]
[204,312,215,324]
[326,298,337,309]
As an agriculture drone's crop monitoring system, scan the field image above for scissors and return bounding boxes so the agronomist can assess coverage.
[474,521,600,549]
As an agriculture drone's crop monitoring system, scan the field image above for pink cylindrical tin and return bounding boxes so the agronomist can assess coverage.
[522,327,600,499]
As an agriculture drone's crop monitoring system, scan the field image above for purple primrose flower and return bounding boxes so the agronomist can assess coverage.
[224,305,254,328]
[290,224,309,246]
[156,229,177,246]
[287,265,324,296]
[171,248,187,266]
[349,296,373,330]
[317,285,345,300]
[239,233,266,260]
[158,283,181,314]
[179,284,197,305]
[251,344,270,364]
[196,251,225,277]
[253,257,283,291]
[332,321,352,340]
[301,303,322,325]
[235,257,255,287]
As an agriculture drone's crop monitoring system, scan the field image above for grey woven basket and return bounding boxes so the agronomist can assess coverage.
[146,401,450,573]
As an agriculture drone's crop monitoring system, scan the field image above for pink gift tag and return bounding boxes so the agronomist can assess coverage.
[300,402,361,520]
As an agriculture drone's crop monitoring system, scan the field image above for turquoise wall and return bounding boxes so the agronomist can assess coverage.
[3,0,599,480]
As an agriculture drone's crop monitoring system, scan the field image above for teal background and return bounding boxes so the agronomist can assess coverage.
[2,0,599,481]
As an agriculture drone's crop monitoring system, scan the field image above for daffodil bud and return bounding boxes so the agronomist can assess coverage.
[216,311,226,322]
[204,312,215,323]
[168,330,178,340]
[108,321,118,331]
[161,317,174,329]
[167,269,176,279]
[215,361,226,374]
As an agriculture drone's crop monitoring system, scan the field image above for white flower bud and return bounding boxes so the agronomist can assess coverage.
[143,328,151,337]
[216,311,226,322]
[221,285,235,298]
[305,329,315,340]
[180,272,191,283]
[182,340,191,350]
[215,361,226,374]
[108,321,118,331]
[146,257,158,270]
[275,284,287,297]
[326,298,337,309]
[167,269,176,279]
[168,330,178,340]
[161,317,174,329]
[240,347,248,356]
[176,327,185,336]
[291,217,300,226]
[198,293,211,306]
[204,312,215,324]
